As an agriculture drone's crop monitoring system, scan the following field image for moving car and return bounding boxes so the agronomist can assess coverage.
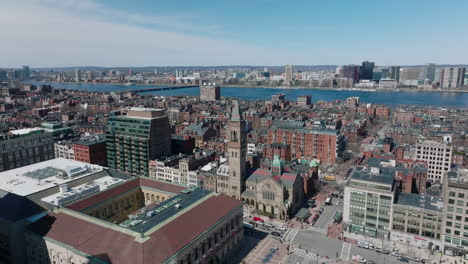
[375,247,389,254]
[277,226,286,231]
[253,217,264,222]
[271,231,281,237]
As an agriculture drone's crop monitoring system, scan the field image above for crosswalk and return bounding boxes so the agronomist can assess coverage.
[291,246,328,263]
[283,228,299,244]
[339,242,352,261]
[308,226,326,234]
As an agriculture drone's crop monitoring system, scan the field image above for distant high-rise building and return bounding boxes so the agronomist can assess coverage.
[359,61,375,80]
[75,69,81,82]
[339,65,360,83]
[271,93,285,103]
[118,73,125,81]
[439,67,466,89]
[399,68,423,85]
[175,69,183,79]
[389,66,400,82]
[423,63,436,82]
[22,65,30,79]
[285,65,294,83]
[106,108,171,177]
[297,95,312,106]
[200,83,220,101]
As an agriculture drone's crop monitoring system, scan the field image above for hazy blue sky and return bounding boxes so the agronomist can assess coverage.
[1,0,468,67]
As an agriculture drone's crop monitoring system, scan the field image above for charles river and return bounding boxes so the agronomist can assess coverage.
[32,82,468,107]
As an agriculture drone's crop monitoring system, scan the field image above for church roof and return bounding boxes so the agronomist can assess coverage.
[246,169,297,188]
[231,100,241,122]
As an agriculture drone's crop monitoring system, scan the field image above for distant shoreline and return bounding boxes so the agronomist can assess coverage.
[32,81,468,93]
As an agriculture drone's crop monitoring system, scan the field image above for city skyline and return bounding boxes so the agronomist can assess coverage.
[2,0,468,67]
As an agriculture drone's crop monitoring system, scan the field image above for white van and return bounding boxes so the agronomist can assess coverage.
[357,241,369,249]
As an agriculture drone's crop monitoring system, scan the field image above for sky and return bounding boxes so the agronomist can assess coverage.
[1,0,468,67]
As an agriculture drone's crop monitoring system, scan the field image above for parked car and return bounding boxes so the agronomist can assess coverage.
[277,226,286,231]
[367,261,375,264]
[407,256,422,262]
[392,250,402,257]
[253,217,264,222]
[271,231,281,237]
[357,241,369,249]
[398,256,409,262]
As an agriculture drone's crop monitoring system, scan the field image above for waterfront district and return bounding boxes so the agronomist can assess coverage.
[0,76,468,264]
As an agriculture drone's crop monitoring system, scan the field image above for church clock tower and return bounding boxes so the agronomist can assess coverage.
[228,100,246,198]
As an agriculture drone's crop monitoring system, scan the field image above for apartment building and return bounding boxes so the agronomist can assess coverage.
[267,120,343,164]
[343,166,396,239]
[106,108,171,177]
[414,140,452,183]
[54,141,75,160]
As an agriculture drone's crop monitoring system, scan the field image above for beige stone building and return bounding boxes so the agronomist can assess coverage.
[25,177,243,264]
[241,156,305,220]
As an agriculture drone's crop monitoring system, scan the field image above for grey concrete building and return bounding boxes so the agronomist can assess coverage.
[0,128,54,172]
[343,166,396,239]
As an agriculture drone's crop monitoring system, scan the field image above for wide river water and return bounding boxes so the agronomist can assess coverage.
[31,82,468,107]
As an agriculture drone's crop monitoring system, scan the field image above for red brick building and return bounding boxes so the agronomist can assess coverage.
[265,143,292,161]
[73,136,107,166]
[267,121,342,164]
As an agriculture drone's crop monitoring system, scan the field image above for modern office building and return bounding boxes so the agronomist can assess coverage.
[423,63,437,82]
[360,61,375,80]
[442,168,468,257]
[339,65,360,83]
[200,83,221,101]
[439,67,466,90]
[391,192,444,250]
[343,166,396,239]
[285,65,294,83]
[0,128,54,172]
[25,180,243,264]
[399,68,423,86]
[267,120,343,164]
[297,95,312,106]
[75,69,81,82]
[414,140,452,183]
[106,108,171,177]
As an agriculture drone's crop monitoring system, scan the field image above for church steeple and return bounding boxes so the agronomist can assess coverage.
[227,100,246,199]
[271,155,283,177]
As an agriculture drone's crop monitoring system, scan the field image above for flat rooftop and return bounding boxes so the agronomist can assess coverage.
[10,127,44,136]
[350,166,395,186]
[0,158,105,196]
[121,188,212,233]
[395,192,443,212]
[41,176,124,206]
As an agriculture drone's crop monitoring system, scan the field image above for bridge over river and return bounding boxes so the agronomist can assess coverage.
[121,85,199,93]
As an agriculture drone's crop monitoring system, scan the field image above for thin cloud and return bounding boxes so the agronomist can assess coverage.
[0,1,294,67]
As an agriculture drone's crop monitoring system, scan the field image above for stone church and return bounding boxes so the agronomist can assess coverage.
[241,155,305,220]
